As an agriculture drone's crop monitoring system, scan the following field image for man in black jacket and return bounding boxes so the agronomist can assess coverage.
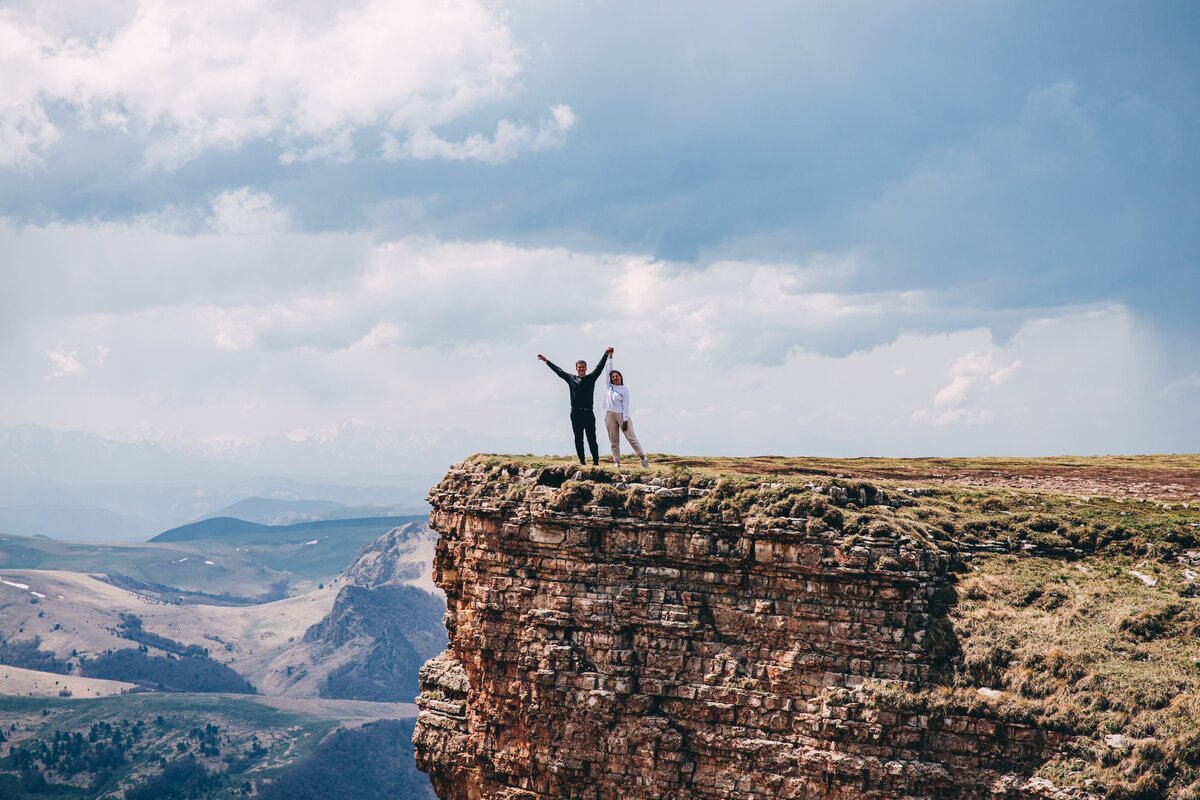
[538,347,611,465]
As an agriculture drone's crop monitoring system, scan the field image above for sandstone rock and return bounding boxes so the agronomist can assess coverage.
[414,462,1087,800]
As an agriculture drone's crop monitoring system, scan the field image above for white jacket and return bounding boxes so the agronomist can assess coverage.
[604,357,631,420]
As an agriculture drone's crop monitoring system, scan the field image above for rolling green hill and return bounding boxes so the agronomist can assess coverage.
[0,514,427,599]
[197,498,348,525]
[152,514,424,542]
[150,517,274,541]
[150,515,427,590]
[0,535,289,600]
[0,515,440,798]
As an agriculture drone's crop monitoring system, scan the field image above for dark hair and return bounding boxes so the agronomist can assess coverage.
[576,360,587,368]
[611,370,623,382]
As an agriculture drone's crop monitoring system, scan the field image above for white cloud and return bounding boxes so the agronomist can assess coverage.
[187,242,935,361]
[0,99,59,171]
[2,200,1192,461]
[213,318,255,353]
[914,349,1021,426]
[933,352,1021,407]
[0,0,533,169]
[43,342,110,379]
[45,346,81,379]
[208,189,289,235]
[386,103,577,164]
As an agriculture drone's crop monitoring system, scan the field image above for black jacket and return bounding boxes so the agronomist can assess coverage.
[545,352,609,411]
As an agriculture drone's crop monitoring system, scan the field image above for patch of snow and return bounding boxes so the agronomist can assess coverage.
[1,579,30,590]
[30,591,46,598]
[1129,570,1158,587]
[304,539,319,546]
[204,560,215,565]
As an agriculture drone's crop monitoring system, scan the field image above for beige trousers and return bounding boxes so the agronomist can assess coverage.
[604,411,645,460]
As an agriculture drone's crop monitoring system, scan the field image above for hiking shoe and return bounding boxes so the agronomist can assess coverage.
[640,456,649,469]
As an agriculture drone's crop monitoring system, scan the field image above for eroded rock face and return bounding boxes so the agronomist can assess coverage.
[300,521,447,701]
[414,462,1078,800]
[340,520,442,594]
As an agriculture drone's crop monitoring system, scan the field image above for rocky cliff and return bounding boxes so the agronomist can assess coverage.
[414,456,1200,800]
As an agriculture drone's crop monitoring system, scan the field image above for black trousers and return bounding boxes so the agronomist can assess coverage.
[570,409,599,464]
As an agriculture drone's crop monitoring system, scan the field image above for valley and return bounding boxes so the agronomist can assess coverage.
[0,693,431,799]
[0,507,444,798]
[0,513,429,599]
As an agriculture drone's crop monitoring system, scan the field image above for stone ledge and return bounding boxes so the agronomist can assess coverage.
[414,460,1093,800]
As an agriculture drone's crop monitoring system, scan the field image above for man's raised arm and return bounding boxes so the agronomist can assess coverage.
[538,354,571,381]
[589,348,612,381]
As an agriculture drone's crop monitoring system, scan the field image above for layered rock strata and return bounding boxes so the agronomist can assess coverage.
[414,461,1075,799]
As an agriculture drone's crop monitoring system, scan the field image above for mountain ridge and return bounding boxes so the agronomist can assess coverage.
[298,520,445,702]
[151,514,426,543]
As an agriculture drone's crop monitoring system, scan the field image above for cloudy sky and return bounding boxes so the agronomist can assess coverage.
[1,0,1197,473]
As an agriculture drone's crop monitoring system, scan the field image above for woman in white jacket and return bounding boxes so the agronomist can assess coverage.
[604,348,648,469]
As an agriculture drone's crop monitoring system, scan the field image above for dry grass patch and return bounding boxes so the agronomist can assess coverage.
[463,454,1200,557]
[950,554,1200,798]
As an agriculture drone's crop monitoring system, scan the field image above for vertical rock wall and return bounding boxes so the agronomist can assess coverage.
[414,462,1075,800]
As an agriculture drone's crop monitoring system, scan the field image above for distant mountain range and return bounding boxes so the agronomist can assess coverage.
[152,514,422,544]
[0,421,494,486]
[198,497,347,525]
[0,422,452,540]
[0,517,442,693]
[0,483,428,541]
[0,503,160,539]
[0,513,430,601]
[0,424,239,485]
[197,497,421,526]
[0,423,450,797]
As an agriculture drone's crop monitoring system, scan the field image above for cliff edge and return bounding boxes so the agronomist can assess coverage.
[414,455,1200,799]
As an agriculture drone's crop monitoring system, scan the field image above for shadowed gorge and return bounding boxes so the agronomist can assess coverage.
[413,455,1200,800]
